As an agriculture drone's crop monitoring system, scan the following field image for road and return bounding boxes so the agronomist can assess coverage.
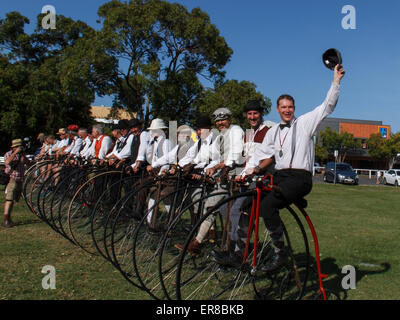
[312,174,387,186]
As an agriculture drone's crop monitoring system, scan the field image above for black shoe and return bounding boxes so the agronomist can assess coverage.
[261,251,288,273]
[210,249,229,261]
[213,251,243,269]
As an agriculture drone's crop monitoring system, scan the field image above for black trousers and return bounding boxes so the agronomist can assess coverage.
[260,169,312,249]
[236,169,312,254]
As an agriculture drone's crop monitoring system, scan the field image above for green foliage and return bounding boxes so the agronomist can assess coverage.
[196,80,272,128]
[319,127,361,162]
[367,132,400,169]
[314,143,328,163]
[0,11,115,152]
[97,0,233,126]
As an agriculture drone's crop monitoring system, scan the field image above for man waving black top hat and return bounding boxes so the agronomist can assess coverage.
[220,64,346,272]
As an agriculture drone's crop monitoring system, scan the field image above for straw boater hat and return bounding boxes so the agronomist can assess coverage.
[11,139,23,148]
[147,118,168,130]
[57,128,67,135]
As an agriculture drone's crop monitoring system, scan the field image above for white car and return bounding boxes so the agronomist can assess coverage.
[383,169,400,186]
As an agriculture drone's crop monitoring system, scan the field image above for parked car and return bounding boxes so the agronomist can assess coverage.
[382,169,400,186]
[323,162,359,185]
[314,162,322,174]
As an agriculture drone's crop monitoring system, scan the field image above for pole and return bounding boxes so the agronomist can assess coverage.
[334,150,338,184]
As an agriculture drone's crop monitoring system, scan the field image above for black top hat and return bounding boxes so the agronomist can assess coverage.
[244,100,264,113]
[128,118,142,128]
[322,48,342,70]
[116,119,129,130]
[195,114,212,129]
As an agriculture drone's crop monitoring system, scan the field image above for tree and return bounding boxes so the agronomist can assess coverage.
[368,133,400,169]
[97,0,233,126]
[314,144,328,163]
[319,127,361,162]
[196,80,272,128]
[0,11,115,151]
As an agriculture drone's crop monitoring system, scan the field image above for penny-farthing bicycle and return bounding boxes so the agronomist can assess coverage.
[175,174,335,300]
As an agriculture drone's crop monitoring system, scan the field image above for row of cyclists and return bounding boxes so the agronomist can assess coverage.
[36,64,345,274]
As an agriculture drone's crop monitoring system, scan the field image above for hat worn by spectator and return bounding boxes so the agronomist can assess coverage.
[57,128,67,135]
[11,139,23,148]
[212,107,232,122]
[128,118,142,128]
[244,100,265,113]
[195,114,212,129]
[148,118,168,130]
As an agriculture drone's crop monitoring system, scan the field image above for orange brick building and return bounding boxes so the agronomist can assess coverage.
[316,117,391,169]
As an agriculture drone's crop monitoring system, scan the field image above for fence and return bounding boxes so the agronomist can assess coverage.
[313,166,386,179]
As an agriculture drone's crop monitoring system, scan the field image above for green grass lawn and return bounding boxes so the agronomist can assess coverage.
[0,183,399,300]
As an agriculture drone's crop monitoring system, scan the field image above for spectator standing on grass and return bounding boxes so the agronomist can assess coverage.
[3,139,30,228]
[376,170,382,185]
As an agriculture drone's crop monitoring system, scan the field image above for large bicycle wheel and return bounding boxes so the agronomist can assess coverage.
[67,170,124,254]
[175,191,311,300]
[175,191,254,300]
[158,185,229,300]
[130,177,184,299]
[251,205,310,300]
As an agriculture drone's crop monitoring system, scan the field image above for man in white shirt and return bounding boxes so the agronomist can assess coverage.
[144,119,173,174]
[227,64,346,272]
[128,118,151,172]
[90,124,114,161]
[179,115,215,173]
[78,128,93,159]
[106,124,124,159]
[176,108,244,254]
[151,125,194,171]
[106,120,135,168]
[64,125,83,157]
[143,119,174,224]
[52,128,70,156]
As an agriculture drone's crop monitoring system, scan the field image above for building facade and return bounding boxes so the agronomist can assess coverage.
[315,117,391,169]
[90,106,136,126]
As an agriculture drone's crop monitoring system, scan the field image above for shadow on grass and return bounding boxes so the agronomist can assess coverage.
[14,219,43,226]
[306,257,391,300]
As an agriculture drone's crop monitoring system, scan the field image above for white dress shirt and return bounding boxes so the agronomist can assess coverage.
[89,135,114,160]
[54,138,69,150]
[80,136,93,159]
[65,137,83,156]
[244,82,340,174]
[107,137,124,158]
[152,141,192,168]
[134,131,152,163]
[205,125,244,170]
[115,133,134,160]
[145,136,173,168]
[189,132,215,169]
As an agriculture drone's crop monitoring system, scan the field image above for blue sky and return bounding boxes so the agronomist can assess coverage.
[2,0,400,132]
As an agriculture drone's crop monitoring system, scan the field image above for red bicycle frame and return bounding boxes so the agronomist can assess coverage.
[241,174,328,300]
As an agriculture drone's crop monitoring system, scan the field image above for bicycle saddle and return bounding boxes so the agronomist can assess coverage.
[294,198,308,209]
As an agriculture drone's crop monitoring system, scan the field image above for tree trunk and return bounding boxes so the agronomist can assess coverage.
[144,96,150,128]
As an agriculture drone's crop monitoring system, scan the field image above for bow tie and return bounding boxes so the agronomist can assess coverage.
[279,123,291,129]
